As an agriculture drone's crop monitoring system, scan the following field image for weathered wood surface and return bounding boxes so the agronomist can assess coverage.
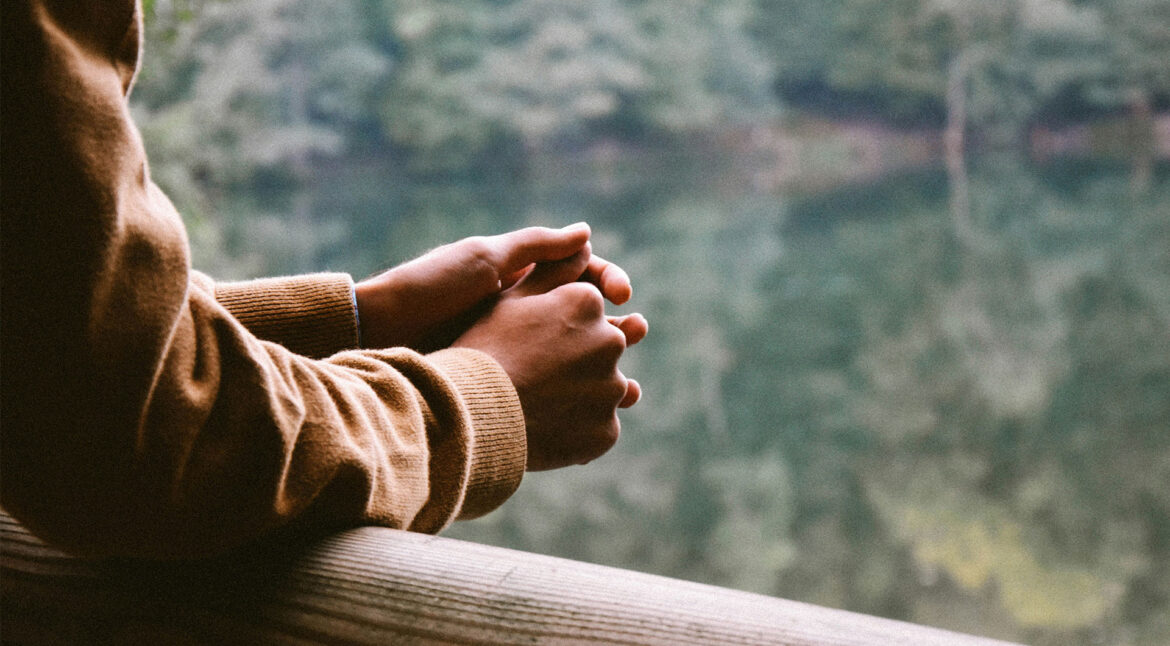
[1,510,1019,645]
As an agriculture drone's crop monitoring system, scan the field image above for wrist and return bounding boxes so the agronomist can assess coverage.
[354,271,402,349]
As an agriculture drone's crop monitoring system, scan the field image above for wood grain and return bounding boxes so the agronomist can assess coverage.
[1,510,1019,645]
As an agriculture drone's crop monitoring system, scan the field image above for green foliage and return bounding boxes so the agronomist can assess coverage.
[1092,0,1170,105]
[136,0,390,277]
[130,2,1170,644]
[443,157,1170,646]
[751,0,847,86]
[138,0,389,181]
[758,0,1169,134]
[381,0,776,169]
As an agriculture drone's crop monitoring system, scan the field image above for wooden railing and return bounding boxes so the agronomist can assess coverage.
[1,510,1018,645]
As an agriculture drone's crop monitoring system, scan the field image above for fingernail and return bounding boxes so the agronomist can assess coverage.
[563,222,589,233]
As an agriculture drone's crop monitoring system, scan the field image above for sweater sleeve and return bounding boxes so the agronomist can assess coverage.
[0,0,526,559]
[213,273,361,359]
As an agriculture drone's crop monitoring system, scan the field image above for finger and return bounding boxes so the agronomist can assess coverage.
[509,244,592,297]
[581,255,632,305]
[499,264,534,290]
[607,313,649,346]
[491,223,591,277]
[618,378,641,408]
[578,415,622,466]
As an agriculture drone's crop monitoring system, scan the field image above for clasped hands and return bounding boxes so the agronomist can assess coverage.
[354,223,648,471]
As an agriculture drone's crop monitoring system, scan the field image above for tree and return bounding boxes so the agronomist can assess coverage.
[1090,0,1170,188]
[379,0,776,169]
[136,0,391,276]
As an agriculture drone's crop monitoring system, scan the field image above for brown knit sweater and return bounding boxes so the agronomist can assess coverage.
[0,0,526,558]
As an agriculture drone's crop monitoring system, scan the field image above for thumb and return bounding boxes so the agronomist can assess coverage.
[508,244,592,297]
[493,222,591,277]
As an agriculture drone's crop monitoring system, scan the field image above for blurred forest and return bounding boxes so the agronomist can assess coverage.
[135,1,1169,644]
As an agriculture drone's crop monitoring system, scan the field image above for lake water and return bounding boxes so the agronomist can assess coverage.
[205,151,1170,645]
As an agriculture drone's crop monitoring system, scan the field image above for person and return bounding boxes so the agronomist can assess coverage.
[0,0,647,559]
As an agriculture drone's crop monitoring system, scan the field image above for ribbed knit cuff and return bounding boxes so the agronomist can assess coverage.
[215,273,359,359]
[427,348,527,520]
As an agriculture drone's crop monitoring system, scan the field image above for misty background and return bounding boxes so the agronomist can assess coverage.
[135,1,1170,644]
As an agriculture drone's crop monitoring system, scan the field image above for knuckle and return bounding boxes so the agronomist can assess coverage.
[462,237,500,284]
[504,227,552,257]
[501,228,534,252]
[594,323,627,363]
[604,322,627,350]
[598,417,621,453]
[605,376,628,406]
[561,282,604,314]
[463,236,493,263]
[579,418,621,466]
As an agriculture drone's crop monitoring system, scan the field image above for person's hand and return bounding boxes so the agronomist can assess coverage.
[452,248,648,471]
[355,224,633,351]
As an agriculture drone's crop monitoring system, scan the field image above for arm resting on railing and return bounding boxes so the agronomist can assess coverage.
[0,511,1019,645]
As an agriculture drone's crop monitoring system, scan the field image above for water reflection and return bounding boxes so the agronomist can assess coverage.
[246,154,1169,645]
